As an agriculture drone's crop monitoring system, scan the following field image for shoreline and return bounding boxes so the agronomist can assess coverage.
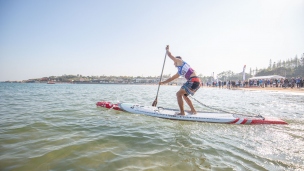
[202,86,304,93]
[240,87,304,93]
[2,82,304,93]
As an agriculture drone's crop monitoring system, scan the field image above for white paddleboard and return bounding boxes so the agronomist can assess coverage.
[118,103,287,125]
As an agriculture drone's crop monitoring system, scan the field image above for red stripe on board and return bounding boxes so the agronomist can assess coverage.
[240,119,247,124]
[230,118,240,124]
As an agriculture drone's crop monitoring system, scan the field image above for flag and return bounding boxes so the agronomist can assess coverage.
[242,65,246,81]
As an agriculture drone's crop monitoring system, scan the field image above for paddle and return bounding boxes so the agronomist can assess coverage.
[152,49,167,107]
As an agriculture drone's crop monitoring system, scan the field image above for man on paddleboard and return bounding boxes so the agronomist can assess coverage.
[159,45,201,115]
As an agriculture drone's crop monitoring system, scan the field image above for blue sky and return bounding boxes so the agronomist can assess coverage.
[0,0,303,81]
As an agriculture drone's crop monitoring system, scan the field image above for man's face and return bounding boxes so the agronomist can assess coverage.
[174,61,177,67]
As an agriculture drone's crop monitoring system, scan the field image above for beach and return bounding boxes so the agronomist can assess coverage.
[239,87,304,93]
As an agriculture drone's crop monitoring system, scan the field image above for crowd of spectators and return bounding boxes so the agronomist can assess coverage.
[205,77,304,89]
[247,77,304,88]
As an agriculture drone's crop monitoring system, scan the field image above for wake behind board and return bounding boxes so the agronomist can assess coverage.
[96,101,287,125]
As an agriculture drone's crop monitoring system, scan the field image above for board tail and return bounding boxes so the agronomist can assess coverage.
[96,101,121,111]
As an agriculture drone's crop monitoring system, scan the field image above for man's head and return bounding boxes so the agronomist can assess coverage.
[174,56,182,67]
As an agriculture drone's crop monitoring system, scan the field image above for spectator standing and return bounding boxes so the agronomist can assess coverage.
[291,78,295,89]
[296,77,300,88]
[284,78,289,88]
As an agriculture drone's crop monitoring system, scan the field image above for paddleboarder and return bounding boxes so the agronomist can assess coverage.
[159,45,201,115]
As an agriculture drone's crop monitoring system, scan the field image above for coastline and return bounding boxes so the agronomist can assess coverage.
[2,82,304,93]
[203,86,304,93]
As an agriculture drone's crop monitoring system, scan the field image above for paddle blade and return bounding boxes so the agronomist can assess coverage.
[152,99,157,107]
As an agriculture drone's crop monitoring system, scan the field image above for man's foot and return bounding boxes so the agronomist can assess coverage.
[184,109,197,115]
[190,110,197,114]
[175,112,185,116]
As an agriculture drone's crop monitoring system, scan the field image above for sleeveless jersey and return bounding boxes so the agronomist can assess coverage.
[177,61,194,80]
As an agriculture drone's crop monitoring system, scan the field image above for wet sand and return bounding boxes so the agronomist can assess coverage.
[239,87,304,93]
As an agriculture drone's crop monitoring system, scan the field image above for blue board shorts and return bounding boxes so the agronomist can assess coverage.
[181,76,201,96]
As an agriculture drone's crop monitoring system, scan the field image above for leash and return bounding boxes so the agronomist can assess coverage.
[189,96,232,113]
[189,96,265,119]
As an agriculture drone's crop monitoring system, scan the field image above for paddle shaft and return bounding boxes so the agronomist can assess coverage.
[152,52,167,106]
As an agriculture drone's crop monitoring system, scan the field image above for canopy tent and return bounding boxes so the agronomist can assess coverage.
[248,75,285,80]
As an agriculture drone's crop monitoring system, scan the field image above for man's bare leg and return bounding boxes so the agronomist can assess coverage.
[176,89,187,115]
[183,95,197,114]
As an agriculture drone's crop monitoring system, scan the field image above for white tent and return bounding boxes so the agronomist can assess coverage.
[248,75,285,80]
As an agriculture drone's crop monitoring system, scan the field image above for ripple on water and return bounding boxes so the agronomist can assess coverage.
[0,84,303,171]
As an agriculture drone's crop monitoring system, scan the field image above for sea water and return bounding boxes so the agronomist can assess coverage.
[0,83,303,171]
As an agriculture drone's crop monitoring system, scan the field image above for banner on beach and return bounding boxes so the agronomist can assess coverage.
[242,65,246,81]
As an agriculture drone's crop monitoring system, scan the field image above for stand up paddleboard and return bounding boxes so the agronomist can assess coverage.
[96,101,287,125]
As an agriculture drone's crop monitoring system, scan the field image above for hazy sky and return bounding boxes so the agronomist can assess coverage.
[0,0,303,81]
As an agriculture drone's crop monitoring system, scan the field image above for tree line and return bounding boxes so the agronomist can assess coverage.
[23,54,303,83]
[255,55,304,78]
[212,55,304,82]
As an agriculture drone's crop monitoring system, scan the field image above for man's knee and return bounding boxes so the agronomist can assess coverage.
[176,90,184,97]
[176,91,181,97]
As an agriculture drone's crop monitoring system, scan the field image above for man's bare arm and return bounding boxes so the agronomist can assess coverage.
[166,45,178,62]
[159,73,180,85]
